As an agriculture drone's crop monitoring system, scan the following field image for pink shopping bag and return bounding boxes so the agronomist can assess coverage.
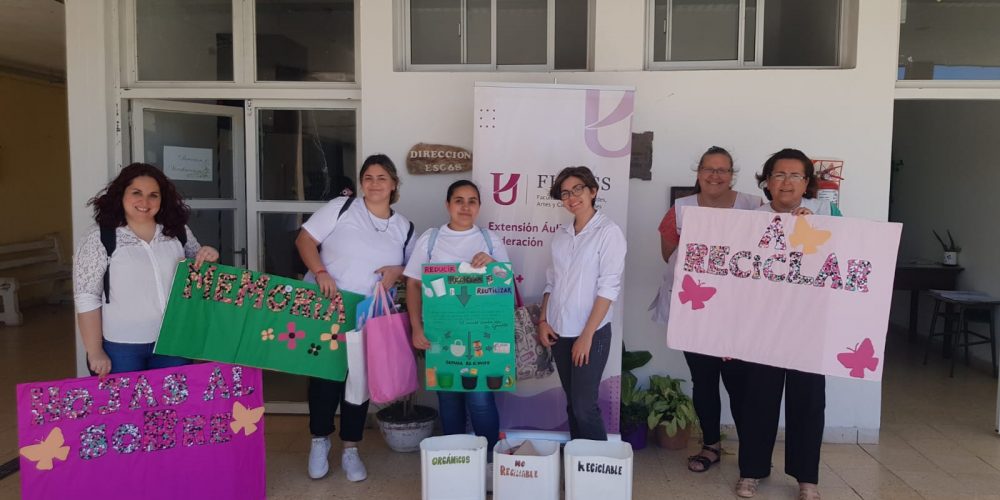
[364,283,419,403]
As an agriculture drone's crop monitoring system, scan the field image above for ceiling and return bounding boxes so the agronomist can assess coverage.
[0,0,65,76]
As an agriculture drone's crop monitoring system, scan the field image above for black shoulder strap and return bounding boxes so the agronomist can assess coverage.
[338,196,355,220]
[404,222,415,249]
[100,226,116,304]
[178,227,188,246]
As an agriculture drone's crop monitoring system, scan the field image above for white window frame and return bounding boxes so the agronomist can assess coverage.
[400,0,577,72]
[645,0,848,71]
[120,0,360,89]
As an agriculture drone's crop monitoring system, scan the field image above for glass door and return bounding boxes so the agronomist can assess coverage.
[130,99,247,267]
[245,99,360,410]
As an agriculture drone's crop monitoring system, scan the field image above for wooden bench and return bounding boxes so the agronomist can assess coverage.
[0,234,72,326]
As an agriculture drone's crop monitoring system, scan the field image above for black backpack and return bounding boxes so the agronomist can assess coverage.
[100,226,186,304]
[335,196,416,254]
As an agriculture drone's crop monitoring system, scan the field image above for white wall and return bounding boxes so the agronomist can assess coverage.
[360,0,900,442]
[890,100,1000,368]
[65,0,901,442]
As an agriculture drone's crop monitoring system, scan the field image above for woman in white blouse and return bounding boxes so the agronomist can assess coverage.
[537,166,626,440]
[296,154,414,483]
[73,163,219,376]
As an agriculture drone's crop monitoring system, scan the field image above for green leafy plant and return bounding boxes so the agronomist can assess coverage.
[645,375,697,437]
[932,229,961,252]
[620,346,652,431]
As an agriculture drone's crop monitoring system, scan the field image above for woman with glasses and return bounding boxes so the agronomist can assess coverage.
[537,166,626,440]
[735,148,839,500]
[651,146,762,472]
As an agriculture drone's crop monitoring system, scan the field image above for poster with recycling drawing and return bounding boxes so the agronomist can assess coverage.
[666,207,902,380]
[422,261,517,392]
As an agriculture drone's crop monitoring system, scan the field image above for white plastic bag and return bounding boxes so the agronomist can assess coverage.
[344,329,369,405]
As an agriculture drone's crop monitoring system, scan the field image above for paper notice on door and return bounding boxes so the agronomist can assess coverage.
[164,145,213,182]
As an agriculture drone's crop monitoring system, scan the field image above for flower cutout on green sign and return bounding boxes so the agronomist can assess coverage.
[279,322,306,350]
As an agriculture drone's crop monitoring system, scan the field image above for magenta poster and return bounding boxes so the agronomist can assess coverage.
[17,362,265,500]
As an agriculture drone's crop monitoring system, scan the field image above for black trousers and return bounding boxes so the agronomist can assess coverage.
[308,377,370,442]
[552,323,612,440]
[683,352,748,445]
[738,363,825,484]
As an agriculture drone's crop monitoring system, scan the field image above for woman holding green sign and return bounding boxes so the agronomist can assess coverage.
[404,180,510,485]
[73,163,219,376]
[537,166,626,441]
[296,154,416,483]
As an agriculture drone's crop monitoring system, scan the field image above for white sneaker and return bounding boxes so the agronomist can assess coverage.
[486,462,493,493]
[341,447,368,482]
[308,436,331,479]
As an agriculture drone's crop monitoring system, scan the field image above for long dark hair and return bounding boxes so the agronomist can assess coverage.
[692,146,734,194]
[88,163,189,239]
[755,148,819,201]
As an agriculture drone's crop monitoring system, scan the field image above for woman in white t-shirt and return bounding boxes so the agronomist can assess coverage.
[736,148,839,500]
[537,166,627,441]
[74,163,219,377]
[296,154,415,483]
[651,146,761,473]
[404,180,509,478]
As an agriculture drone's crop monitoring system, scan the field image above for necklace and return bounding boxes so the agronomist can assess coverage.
[364,203,391,232]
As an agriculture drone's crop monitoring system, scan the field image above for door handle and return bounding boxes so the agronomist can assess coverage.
[234,248,247,267]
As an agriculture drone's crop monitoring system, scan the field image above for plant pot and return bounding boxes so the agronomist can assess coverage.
[654,423,691,450]
[621,423,648,450]
[943,251,959,266]
[375,404,438,452]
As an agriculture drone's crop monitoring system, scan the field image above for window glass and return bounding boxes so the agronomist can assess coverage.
[255,0,355,82]
[136,0,234,81]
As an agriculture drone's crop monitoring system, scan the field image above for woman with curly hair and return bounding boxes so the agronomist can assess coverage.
[73,163,219,376]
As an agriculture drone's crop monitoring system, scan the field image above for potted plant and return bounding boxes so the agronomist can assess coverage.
[620,347,652,450]
[645,375,697,450]
[375,392,438,453]
[933,229,961,266]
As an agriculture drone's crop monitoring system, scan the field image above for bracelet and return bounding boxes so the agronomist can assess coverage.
[315,269,328,275]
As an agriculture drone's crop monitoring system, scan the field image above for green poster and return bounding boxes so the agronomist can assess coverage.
[421,261,516,392]
[155,260,364,381]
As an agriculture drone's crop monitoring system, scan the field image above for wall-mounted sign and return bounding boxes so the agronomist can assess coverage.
[629,131,653,180]
[406,143,473,175]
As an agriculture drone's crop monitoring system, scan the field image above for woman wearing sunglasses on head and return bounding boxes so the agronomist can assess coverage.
[537,166,626,441]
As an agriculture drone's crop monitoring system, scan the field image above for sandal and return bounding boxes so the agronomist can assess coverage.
[687,445,721,472]
[798,483,821,500]
[735,478,759,498]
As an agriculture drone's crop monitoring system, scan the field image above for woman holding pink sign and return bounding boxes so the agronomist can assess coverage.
[652,146,761,473]
[404,179,510,487]
[735,148,839,500]
[295,154,416,482]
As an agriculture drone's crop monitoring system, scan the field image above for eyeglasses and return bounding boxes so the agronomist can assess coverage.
[559,184,588,200]
[769,172,807,183]
[698,167,733,176]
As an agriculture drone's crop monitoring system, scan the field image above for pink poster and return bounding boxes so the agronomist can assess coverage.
[666,207,901,381]
[17,362,265,500]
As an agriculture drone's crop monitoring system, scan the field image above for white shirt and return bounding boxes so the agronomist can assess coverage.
[403,225,510,280]
[302,196,415,296]
[544,210,626,338]
[74,224,200,344]
[675,191,763,232]
[757,197,833,215]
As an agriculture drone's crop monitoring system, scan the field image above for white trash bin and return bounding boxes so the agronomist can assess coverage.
[420,435,487,500]
[492,439,560,500]
[564,439,634,500]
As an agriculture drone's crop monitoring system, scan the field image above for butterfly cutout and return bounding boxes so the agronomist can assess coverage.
[230,401,265,436]
[837,338,879,378]
[678,274,717,310]
[20,427,70,471]
[789,216,832,255]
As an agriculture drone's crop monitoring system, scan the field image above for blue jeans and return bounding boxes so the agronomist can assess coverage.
[437,391,499,458]
[101,340,190,374]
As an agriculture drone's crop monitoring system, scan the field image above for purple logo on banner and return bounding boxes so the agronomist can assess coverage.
[17,362,266,500]
[491,172,521,205]
[584,89,634,158]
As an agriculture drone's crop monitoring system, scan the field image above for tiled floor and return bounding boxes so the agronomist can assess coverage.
[2,305,999,499]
